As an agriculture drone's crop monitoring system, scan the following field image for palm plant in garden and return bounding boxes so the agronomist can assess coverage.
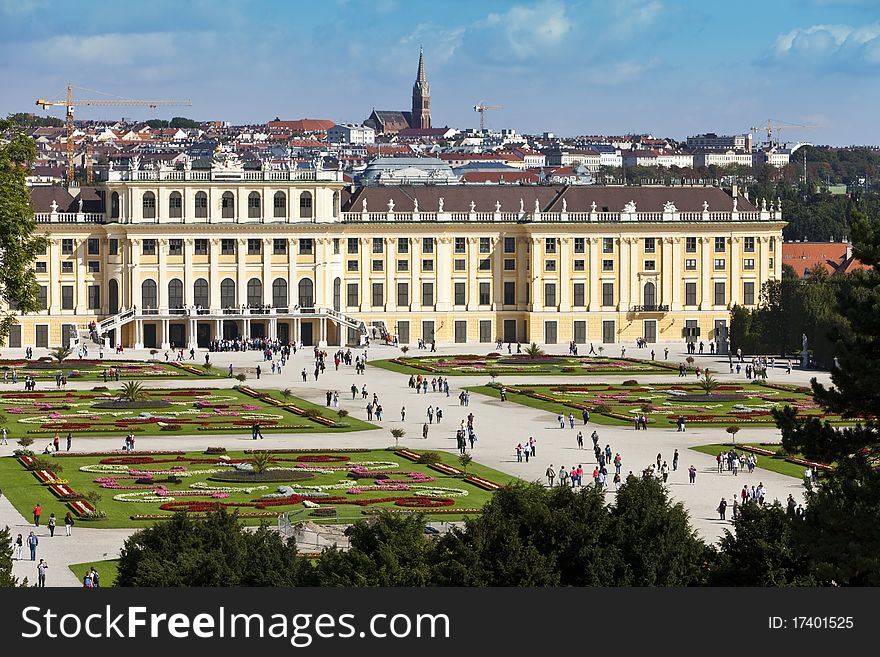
[390,428,405,446]
[249,451,276,474]
[699,372,720,395]
[525,342,544,358]
[119,381,146,402]
[281,388,292,401]
[50,345,72,362]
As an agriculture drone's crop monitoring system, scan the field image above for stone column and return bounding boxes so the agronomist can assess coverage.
[670,237,682,311]
[559,237,571,312]
[359,237,369,312]
[48,239,61,314]
[661,237,674,308]
[157,238,168,311]
[161,318,170,349]
[262,237,273,306]
[759,236,770,287]
[617,237,630,312]
[436,237,452,311]
[467,237,479,309]
[491,237,503,310]
[287,238,297,307]
[75,239,86,314]
[236,238,247,308]
[183,238,194,307]
[529,238,541,311]
[729,236,740,306]
[209,239,220,311]
[384,237,396,311]
[131,239,142,309]
[588,237,599,311]
[409,237,421,311]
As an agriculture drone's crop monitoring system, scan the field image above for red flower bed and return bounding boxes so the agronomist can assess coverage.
[295,454,349,463]
[395,449,422,462]
[394,497,454,508]
[429,462,463,476]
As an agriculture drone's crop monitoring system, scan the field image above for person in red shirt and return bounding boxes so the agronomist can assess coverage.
[33,503,41,527]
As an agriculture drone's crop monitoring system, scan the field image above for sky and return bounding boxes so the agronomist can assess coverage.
[1,0,879,145]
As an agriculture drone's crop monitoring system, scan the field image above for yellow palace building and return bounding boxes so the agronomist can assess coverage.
[13,158,783,351]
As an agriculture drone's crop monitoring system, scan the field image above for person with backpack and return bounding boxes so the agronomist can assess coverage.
[545,464,555,486]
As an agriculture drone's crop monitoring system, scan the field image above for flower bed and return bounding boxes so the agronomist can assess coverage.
[395,449,422,462]
[429,462,463,476]
[465,475,503,491]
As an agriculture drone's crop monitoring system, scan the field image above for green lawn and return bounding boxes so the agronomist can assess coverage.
[0,387,377,441]
[69,559,119,587]
[467,381,849,427]
[371,354,678,377]
[690,444,806,479]
[0,359,218,381]
[0,448,518,528]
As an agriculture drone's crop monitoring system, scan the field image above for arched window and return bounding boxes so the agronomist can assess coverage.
[246,278,263,307]
[247,191,261,219]
[332,191,340,218]
[141,279,158,309]
[168,278,184,309]
[272,278,288,309]
[194,191,208,219]
[193,278,209,308]
[299,191,313,219]
[220,278,236,308]
[333,277,341,312]
[273,191,287,219]
[108,279,119,314]
[298,278,314,308]
[169,191,182,219]
[142,192,156,219]
[110,192,120,219]
[221,191,235,219]
[643,281,656,308]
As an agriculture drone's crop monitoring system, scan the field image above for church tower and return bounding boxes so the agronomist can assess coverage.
[411,47,431,129]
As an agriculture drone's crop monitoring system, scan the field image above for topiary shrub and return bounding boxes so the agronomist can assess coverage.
[593,403,612,414]
[417,451,444,465]
[302,408,321,419]
[235,373,247,382]
[561,367,576,373]
[92,386,109,392]
[160,424,182,431]
[622,379,639,386]
[519,389,536,395]
[337,409,349,418]
[205,446,227,454]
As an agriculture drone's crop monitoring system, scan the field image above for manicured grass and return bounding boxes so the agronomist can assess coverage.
[0,387,377,441]
[69,559,119,587]
[467,381,849,427]
[371,354,678,377]
[0,359,218,381]
[0,449,518,528]
[690,444,806,479]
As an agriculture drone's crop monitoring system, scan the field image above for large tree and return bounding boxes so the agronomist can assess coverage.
[0,526,19,587]
[0,116,49,344]
[116,510,309,586]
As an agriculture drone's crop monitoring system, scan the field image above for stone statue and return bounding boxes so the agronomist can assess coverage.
[362,198,368,213]
[469,200,475,213]
[387,198,395,212]
[50,199,58,213]
[623,200,636,213]
[519,198,524,213]
[534,198,540,213]
[77,198,83,214]
[591,201,597,213]
[438,197,444,212]
[761,198,768,211]
[663,201,677,213]
[777,197,782,212]
[132,155,141,171]
[732,197,738,212]
[802,333,808,352]
[413,198,419,213]
[702,200,709,212]
[562,198,567,212]
[495,200,501,212]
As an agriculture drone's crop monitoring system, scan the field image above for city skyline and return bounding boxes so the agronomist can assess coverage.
[1,0,879,144]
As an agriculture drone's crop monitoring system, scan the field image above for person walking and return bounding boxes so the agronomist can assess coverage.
[33,503,41,527]
[47,513,56,537]
[14,533,23,560]
[688,464,697,484]
[66,432,72,451]
[660,461,669,483]
[1,426,7,445]
[582,408,590,425]
[717,497,728,520]
[672,449,679,471]
[27,531,38,561]
[422,423,429,440]
[400,406,406,421]
[37,559,48,587]
[546,464,556,486]
[515,444,523,463]
[576,431,584,449]
[613,472,621,491]
[64,511,73,536]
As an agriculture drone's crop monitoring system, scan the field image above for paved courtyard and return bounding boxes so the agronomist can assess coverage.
[0,341,831,586]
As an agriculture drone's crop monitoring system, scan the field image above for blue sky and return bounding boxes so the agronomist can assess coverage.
[2,0,879,144]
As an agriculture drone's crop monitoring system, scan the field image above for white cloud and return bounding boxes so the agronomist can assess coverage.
[485,0,573,60]
[603,0,663,39]
[771,23,880,65]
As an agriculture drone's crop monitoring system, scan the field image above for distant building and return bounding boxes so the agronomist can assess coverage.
[327,124,376,145]
[357,157,457,185]
[692,150,754,168]
[365,48,432,135]
[687,133,751,151]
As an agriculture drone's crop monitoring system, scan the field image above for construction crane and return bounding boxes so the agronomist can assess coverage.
[473,101,503,131]
[36,83,191,185]
[749,118,819,149]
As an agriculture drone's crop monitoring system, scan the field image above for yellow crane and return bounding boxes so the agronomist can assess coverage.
[749,118,819,149]
[36,83,192,185]
[473,101,503,131]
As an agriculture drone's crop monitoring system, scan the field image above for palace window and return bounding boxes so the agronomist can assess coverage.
[194,239,208,256]
[744,236,755,253]
[714,237,726,252]
[479,237,491,253]
[644,237,656,253]
[247,239,262,255]
[422,237,434,253]
[273,239,287,255]
[602,238,614,253]
[299,238,314,255]
[142,239,157,255]
[169,239,183,256]
[220,239,235,255]
[685,237,697,252]
[574,237,585,253]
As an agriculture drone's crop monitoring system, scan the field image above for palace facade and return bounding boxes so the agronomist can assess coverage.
[12,159,783,351]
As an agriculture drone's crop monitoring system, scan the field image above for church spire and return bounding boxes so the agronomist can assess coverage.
[411,46,431,129]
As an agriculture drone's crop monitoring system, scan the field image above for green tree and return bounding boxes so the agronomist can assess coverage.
[117,510,310,586]
[0,526,19,587]
[0,117,49,345]
[711,502,815,586]
[390,428,405,446]
[458,452,473,474]
[49,345,72,362]
[313,513,433,586]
